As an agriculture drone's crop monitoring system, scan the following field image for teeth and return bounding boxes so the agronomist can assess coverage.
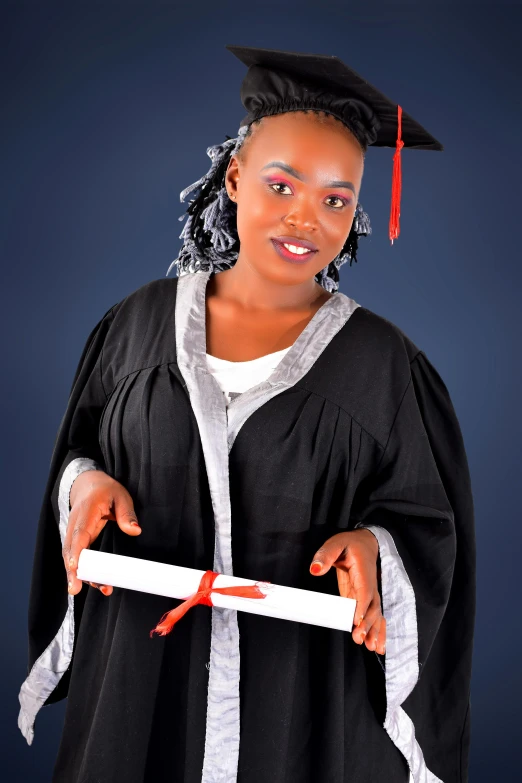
[282,243,312,255]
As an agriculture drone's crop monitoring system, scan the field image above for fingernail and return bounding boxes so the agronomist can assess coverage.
[310,562,322,575]
[68,557,75,567]
[68,581,73,592]
[130,520,140,527]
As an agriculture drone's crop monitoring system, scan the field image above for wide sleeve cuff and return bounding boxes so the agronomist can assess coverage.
[18,458,103,745]
[57,457,103,542]
[357,523,443,783]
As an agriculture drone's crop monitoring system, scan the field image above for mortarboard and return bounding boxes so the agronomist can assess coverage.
[225,44,443,244]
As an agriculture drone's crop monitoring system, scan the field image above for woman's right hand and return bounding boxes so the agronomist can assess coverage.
[63,469,142,597]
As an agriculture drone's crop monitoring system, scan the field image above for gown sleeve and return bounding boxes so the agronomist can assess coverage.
[352,350,476,783]
[18,301,121,745]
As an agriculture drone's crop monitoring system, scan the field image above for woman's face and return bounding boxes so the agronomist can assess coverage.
[225,111,365,288]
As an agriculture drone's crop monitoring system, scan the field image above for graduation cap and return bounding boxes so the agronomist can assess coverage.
[225,44,443,244]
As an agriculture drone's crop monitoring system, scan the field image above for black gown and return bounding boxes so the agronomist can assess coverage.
[18,270,476,783]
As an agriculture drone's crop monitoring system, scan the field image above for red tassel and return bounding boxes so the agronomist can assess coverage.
[389,104,404,244]
[150,569,269,638]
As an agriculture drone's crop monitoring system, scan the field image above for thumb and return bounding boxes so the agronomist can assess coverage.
[309,542,341,576]
[113,493,141,535]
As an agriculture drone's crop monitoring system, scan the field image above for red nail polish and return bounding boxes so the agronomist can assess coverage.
[310,562,322,575]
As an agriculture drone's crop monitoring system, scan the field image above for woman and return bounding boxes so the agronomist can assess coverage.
[18,45,475,782]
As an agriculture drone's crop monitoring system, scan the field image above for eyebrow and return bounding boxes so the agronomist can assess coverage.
[260,161,356,195]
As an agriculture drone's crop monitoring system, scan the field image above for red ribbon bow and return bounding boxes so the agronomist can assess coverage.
[150,570,269,638]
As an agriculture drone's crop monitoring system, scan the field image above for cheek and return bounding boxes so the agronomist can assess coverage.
[235,190,357,249]
[236,193,280,241]
[323,207,357,247]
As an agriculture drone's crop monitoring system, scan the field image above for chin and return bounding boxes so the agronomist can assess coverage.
[260,261,319,287]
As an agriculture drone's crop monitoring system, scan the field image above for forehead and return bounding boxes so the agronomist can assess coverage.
[245,112,364,173]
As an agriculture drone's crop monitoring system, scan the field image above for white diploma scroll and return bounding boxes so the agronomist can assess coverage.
[77,549,356,632]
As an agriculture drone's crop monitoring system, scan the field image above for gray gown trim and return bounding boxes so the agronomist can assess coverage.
[18,457,102,745]
[360,525,443,783]
[175,269,361,782]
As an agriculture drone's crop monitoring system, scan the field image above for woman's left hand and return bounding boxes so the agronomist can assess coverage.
[309,530,386,655]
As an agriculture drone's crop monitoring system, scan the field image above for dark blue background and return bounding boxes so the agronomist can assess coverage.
[2,2,520,781]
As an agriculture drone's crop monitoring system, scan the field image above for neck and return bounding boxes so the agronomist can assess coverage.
[210,258,330,313]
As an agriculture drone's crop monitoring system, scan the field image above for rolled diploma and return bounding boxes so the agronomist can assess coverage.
[77,549,356,633]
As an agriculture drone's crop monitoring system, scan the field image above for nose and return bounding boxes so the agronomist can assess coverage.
[283,199,319,232]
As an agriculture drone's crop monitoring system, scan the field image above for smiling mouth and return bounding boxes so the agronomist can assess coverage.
[271,239,318,263]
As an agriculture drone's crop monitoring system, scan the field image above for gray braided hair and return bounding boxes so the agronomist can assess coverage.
[166,115,371,293]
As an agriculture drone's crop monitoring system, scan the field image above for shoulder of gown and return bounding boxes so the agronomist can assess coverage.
[348,304,423,363]
[296,302,428,448]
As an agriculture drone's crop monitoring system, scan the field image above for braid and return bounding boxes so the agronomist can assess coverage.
[166,114,371,293]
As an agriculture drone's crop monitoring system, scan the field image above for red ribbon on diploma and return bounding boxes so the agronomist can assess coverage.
[150,569,270,638]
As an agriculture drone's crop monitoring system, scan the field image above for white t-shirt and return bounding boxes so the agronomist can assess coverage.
[205,347,292,405]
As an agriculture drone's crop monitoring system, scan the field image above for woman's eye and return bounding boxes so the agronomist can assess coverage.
[326,196,348,209]
[269,183,349,210]
[269,182,292,195]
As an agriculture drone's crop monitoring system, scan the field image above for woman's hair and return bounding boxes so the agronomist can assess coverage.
[166,110,372,293]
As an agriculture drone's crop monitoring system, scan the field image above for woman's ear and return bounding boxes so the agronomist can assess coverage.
[225,155,241,201]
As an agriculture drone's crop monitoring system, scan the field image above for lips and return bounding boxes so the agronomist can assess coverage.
[270,238,318,265]
[272,235,318,252]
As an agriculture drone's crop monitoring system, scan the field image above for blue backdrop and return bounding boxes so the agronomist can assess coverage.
[2,2,520,781]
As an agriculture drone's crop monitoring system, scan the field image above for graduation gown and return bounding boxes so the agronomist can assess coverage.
[18,269,476,783]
